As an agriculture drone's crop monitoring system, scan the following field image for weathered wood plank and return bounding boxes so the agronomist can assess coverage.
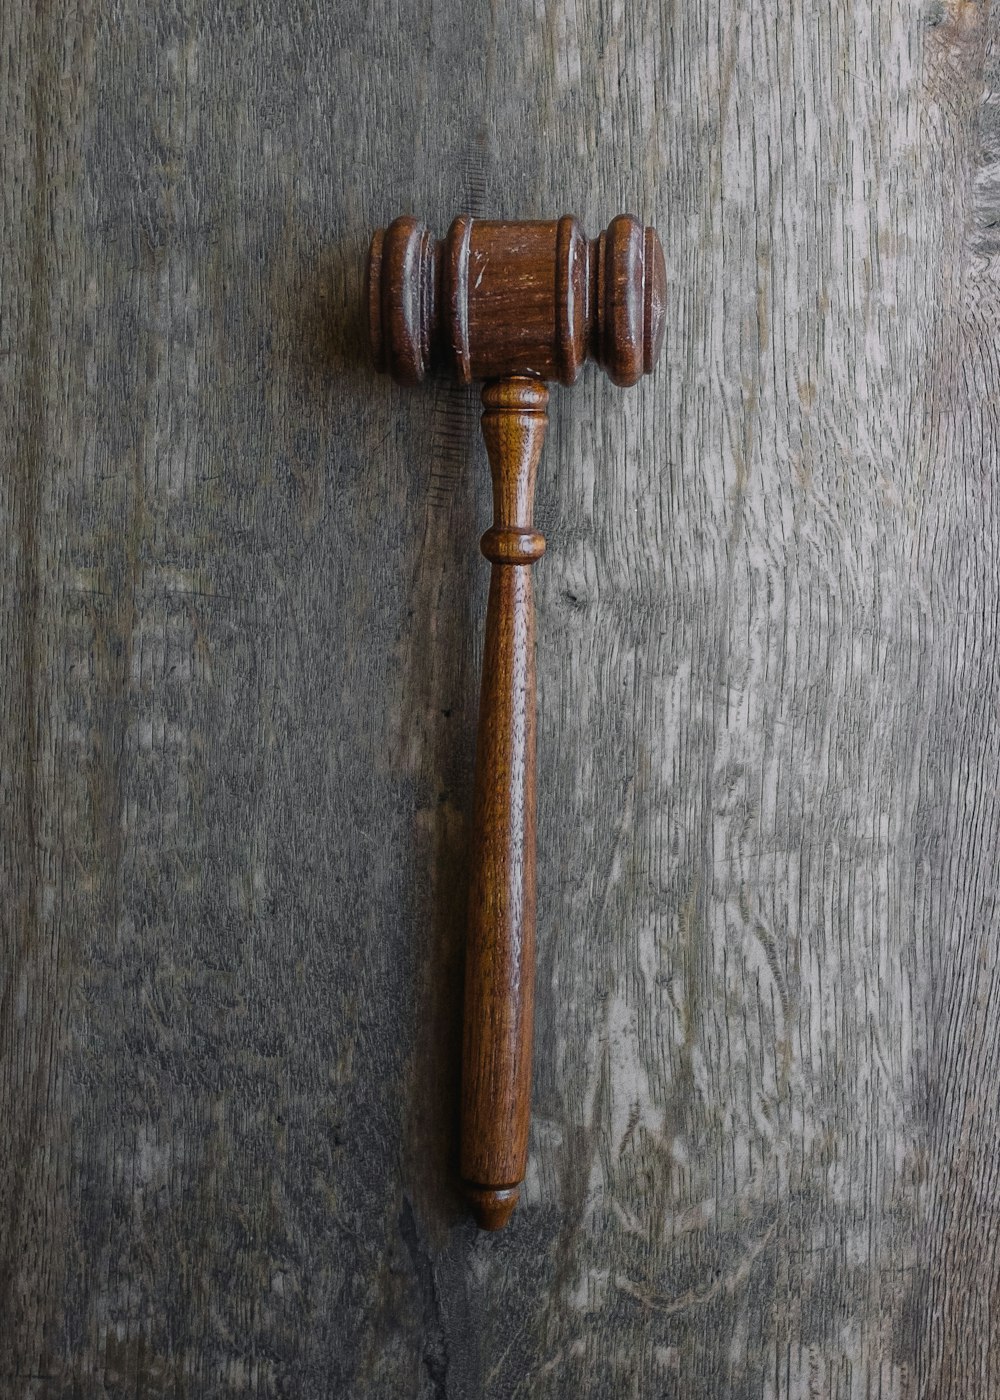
[2,0,998,1395]
[918,6,1000,1396]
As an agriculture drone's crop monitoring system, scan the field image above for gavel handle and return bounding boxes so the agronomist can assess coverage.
[460,376,548,1230]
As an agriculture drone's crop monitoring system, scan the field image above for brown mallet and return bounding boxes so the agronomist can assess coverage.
[365,214,666,1229]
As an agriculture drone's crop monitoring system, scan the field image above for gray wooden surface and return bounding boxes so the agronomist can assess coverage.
[3,0,1000,1395]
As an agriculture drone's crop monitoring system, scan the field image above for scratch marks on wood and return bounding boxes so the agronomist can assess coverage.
[613,1218,778,1316]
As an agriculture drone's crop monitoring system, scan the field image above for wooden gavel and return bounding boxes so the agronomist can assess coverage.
[365,214,666,1228]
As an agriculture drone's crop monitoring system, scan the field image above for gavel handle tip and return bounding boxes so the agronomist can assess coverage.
[463,1183,520,1231]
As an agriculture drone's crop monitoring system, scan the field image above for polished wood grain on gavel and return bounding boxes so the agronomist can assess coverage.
[366,215,666,1229]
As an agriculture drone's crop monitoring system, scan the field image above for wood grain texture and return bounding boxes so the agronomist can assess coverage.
[461,378,548,1232]
[2,0,1000,1395]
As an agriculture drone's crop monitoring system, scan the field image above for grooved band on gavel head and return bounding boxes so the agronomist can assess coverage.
[366,215,666,388]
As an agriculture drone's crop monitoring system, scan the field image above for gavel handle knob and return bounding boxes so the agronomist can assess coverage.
[460,376,548,1229]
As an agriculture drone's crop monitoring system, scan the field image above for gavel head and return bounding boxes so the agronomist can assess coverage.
[366,214,666,389]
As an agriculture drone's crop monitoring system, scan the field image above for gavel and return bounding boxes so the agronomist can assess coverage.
[365,214,666,1228]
